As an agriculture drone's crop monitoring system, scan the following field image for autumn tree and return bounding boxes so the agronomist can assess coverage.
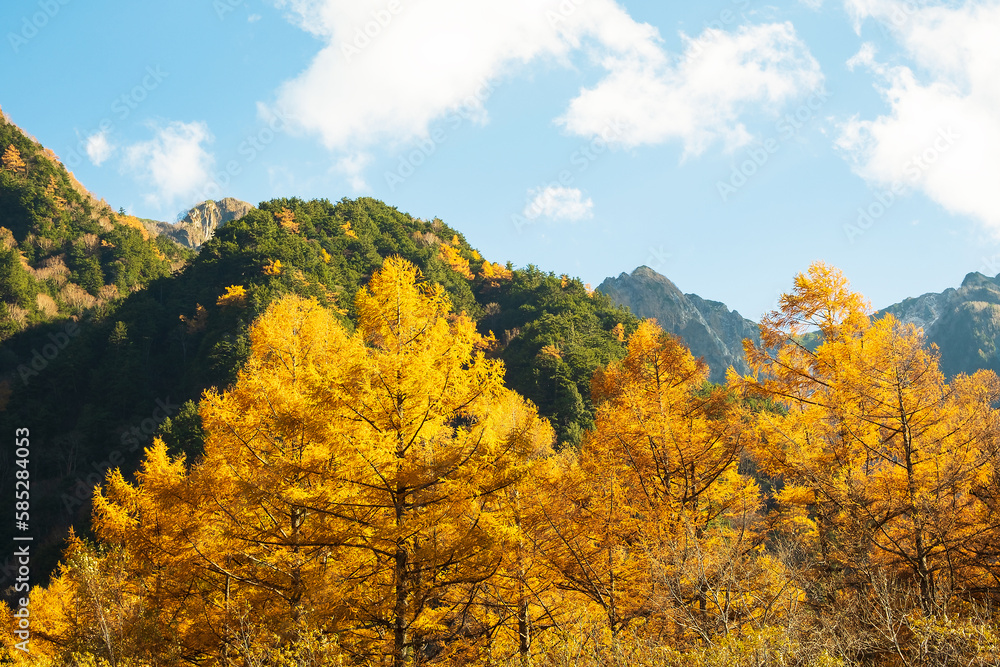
[275,207,298,232]
[2,144,25,173]
[78,256,553,666]
[531,321,765,647]
[438,242,474,280]
[734,263,1000,634]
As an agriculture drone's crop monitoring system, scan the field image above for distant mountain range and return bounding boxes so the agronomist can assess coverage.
[879,271,1000,378]
[598,266,760,383]
[599,266,1000,383]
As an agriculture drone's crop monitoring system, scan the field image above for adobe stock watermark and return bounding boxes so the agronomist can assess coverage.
[978,254,1000,277]
[63,65,169,170]
[843,126,959,244]
[717,89,830,202]
[7,0,72,54]
[512,118,625,234]
[214,0,245,20]
[871,0,928,39]
[60,397,179,517]
[194,108,294,202]
[645,246,672,273]
[544,0,597,27]
[15,320,80,386]
[383,79,496,192]
[341,0,403,62]
[685,0,752,60]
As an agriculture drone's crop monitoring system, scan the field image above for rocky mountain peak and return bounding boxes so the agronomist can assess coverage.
[179,198,255,247]
[598,266,760,382]
[141,197,254,249]
[879,273,1000,377]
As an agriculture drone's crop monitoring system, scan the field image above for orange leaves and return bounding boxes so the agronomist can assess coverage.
[2,144,25,173]
[73,257,554,665]
[179,303,207,333]
[480,260,512,285]
[438,242,474,279]
[733,261,1000,613]
[539,343,562,361]
[216,284,247,308]
[760,261,870,347]
[116,213,151,240]
[262,258,283,276]
[533,319,761,636]
[275,207,298,232]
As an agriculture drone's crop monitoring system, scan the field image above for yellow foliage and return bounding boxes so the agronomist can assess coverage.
[539,343,562,360]
[216,284,247,308]
[438,242,474,280]
[527,320,766,643]
[263,259,284,276]
[734,261,1000,614]
[480,260,512,285]
[2,144,26,173]
[341,221,358,239]
[22,258,1000,665]
[275,207,298,232]
[72,257,553,666]
[116,214,150,241]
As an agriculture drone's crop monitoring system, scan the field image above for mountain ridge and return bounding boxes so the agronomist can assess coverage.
[597,265,760,382]
[879,271,1000,377]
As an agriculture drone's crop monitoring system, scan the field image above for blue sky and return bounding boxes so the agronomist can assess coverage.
[2,0,999,320]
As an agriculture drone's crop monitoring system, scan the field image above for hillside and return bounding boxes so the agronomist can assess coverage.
[0,193,633,587]
[0,111,191,345]
[598,265,760,382]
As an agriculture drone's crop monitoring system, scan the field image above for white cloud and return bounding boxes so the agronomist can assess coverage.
[123,121,215,210]
[266,1,822,160]
[558,22,824,157]
[336,153,372,191]
[85,130,114,166]
[523,186,594,222]
[799,0,824,8]
[248,13,262,22]
[837,0,1000,231]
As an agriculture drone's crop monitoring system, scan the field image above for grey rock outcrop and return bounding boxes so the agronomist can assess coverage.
[598,266,761,382]
[879,272,1000,377]
[141,198,254,249]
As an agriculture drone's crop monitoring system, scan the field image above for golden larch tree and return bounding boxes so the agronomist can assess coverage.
[2,144,26,173]
[531,321,764,645]
[734,262,1000,616]
[77,256,553,666]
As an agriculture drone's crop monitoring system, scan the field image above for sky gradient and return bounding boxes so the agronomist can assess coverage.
[2,0,998,320]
